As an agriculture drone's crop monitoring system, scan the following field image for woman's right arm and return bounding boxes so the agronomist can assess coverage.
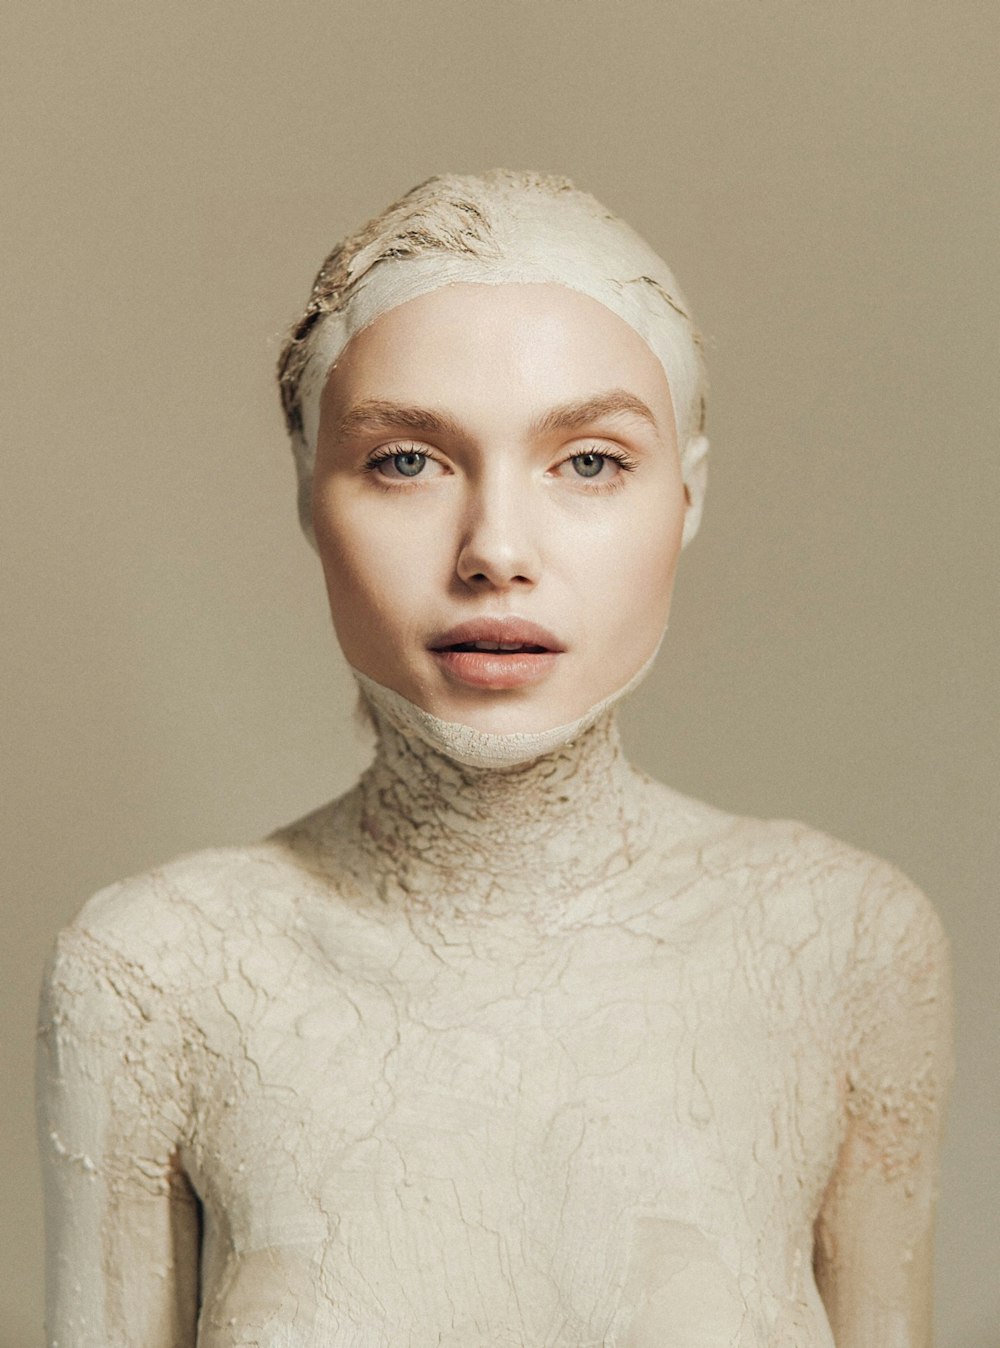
[36,925,201,1347]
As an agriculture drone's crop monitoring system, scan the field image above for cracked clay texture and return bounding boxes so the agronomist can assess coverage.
[36,703,953,1346]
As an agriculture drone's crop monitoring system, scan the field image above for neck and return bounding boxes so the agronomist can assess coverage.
[350,698,658,927]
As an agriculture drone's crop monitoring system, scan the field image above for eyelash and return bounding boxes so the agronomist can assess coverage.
[361,441,639,489]
[570,444,638,488]
[362,443,442,475]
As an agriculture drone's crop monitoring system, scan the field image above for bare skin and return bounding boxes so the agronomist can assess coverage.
[310,283,691,736]
[37,285,952,1347]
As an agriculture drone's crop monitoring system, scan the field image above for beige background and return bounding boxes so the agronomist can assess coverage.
[2,1,996,1343]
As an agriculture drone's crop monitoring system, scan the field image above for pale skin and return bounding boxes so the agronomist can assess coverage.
[37,283,950,1346]
[311,283,689,736]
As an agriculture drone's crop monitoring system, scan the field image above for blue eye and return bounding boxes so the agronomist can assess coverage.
[365,445,447,483]
[386,451,427,478]
[553,446,636,487]
[572,452,606,478]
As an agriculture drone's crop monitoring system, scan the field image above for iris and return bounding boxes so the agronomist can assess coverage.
[572,452,605,478]
[393,452,426,477]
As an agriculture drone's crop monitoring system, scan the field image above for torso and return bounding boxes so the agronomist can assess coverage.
[137,785,860,1347]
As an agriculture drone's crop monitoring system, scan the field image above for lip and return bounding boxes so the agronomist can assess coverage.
[427,616,565,691]
[428,616,566,654]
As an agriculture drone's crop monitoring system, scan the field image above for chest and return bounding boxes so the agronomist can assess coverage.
[184,904,844,1345]
[184,907,842,1234]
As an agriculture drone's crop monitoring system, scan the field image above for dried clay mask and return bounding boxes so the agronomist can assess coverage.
[350,638,664,771]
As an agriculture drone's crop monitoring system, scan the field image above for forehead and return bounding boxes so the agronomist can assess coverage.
[320,281,676,436]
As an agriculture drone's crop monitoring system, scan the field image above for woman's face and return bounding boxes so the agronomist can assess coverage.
[312,282,689,735]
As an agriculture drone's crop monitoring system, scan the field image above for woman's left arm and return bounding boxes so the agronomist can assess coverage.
[813,866,955,1347]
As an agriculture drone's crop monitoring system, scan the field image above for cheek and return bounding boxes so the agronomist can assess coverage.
[578,501,683,641]
[613,539,678,636]
[314,494,432,638]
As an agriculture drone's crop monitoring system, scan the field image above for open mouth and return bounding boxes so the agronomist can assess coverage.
[444,640,551,654]
[428,620,563,690]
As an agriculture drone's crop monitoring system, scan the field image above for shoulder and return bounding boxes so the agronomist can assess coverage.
[44,835,326,999]
[649,776,895,888]
[730,812,950,991]
[42,789,371,993]
[732,812,948,966]
[649,781,947,951]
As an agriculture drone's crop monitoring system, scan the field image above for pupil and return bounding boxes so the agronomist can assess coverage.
[395,452,425,477]
[575,453,603,478]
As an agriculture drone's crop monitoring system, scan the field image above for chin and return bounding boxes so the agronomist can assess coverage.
[431,689,590,736]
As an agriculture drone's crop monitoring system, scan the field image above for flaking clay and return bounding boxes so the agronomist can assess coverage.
[37,697,953,1344]
[37,169,953,1347]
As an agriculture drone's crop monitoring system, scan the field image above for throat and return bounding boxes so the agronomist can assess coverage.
[352,695,657,926]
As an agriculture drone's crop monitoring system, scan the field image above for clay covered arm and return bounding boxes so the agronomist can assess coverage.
[36,926,200,1347]
[813,867,954,1347]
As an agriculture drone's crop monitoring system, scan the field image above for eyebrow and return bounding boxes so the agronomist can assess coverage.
[531,390,659,436]
[335,400,464,441]
[333,389,660,442]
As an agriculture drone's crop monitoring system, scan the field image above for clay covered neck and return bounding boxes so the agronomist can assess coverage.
[350,673,659,927]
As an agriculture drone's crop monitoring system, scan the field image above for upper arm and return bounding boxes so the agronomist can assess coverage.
[813,867,955,1348]
[36,924,201,1347]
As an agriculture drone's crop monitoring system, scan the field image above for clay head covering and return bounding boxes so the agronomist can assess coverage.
[277,169,710,551]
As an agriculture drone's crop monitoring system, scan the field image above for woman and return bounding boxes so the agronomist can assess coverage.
[37,170,953,1347]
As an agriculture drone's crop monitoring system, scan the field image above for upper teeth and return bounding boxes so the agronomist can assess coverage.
[471,640,527,651]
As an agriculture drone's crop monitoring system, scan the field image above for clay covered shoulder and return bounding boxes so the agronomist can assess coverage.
[836,840,952,1010]
[38,840,326,1132]
[644,776,889,877]
[710,818,953,1121]
[45,839,316,998]
[657,798,949,972]
[771,816,951,975]
[719,810,943,925]
[724,815,953,1080]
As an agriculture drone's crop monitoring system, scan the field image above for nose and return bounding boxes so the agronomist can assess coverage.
[455,477,541,591]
